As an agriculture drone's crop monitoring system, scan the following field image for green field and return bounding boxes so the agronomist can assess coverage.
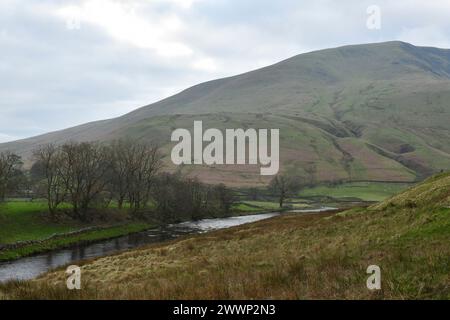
[4,172,448,299]
[0,198,293,261]
[0,179,427,263]
[231,201,278,215]
[0,201,79,244]
[0,223,152,262]
[232,200,312,214]
[0,201,154,261]
[299,182,412,202]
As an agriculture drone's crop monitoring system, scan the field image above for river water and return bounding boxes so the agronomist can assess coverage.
[0,208,335,283]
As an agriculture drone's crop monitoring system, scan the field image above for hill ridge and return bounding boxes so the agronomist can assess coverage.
[2,41,450,186]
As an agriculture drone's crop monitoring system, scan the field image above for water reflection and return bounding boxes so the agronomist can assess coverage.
[0,212,279,282]
[0,209,337,283]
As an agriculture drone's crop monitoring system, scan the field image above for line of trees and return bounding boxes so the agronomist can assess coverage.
[0,152,24,201]
[153,173,235,222]
[31,142,121,221]
[1,140,236,223]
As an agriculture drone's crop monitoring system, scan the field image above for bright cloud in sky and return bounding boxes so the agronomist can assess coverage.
[1,0,450,142]
[55,1,193,57]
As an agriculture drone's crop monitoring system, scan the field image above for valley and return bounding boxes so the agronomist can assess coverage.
[2,172,449,299]
[0,41,449,301]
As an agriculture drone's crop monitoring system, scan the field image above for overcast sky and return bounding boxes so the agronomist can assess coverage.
[1,0,450,142]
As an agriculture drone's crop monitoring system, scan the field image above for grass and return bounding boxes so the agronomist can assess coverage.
[0,200,154,262]
[0,201,79,244]
[299,182,412,202]
[232,200,310,214]
[233,201,282,212]
[231,202,262,213]
[3,173,449,300]
[243,201,282,209]
[0,197,286,262]
[0,223,152,262]
[5,42,450,188]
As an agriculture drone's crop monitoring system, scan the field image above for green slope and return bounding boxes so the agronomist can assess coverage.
[2,41,450,186]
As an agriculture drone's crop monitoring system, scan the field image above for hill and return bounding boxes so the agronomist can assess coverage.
[2,41,450,186]
[3,172,449,299]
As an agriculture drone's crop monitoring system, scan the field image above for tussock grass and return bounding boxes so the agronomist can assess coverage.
[2,173,450,300]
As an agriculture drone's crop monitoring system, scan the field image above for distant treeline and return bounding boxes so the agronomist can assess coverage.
[0,140,235,223]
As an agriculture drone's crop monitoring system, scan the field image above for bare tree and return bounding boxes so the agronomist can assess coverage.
[32,144,66,216]
[189,178,206,220]
[268,174,302,208]
[125,142,163,211]
[59,142,111,221]
[107,140,132,209]
[30,140,162,220]
[152,173,235,222]
[152,173,181,222]
[0,151,23,201]
[211,183,235,216]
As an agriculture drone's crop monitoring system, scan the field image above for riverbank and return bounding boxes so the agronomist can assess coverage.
[0,201,158,262]
[3,173,448,299]
[0,212,282,283]
[4,206,449,299]
[0,200,287,263]
[0,223,153,262]
[0,197,366,263]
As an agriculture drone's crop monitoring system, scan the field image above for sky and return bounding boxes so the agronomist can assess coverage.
[1,0,450,143]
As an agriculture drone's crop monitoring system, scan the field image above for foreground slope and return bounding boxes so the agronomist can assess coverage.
[2,41,450,186]
[3,172,449,299]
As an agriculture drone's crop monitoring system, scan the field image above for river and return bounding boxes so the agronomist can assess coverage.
[0,207,335,283]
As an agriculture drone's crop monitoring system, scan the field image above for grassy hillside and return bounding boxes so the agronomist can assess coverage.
[2,41,450,186]
[3,172,449,299]
[299,181,411,202]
